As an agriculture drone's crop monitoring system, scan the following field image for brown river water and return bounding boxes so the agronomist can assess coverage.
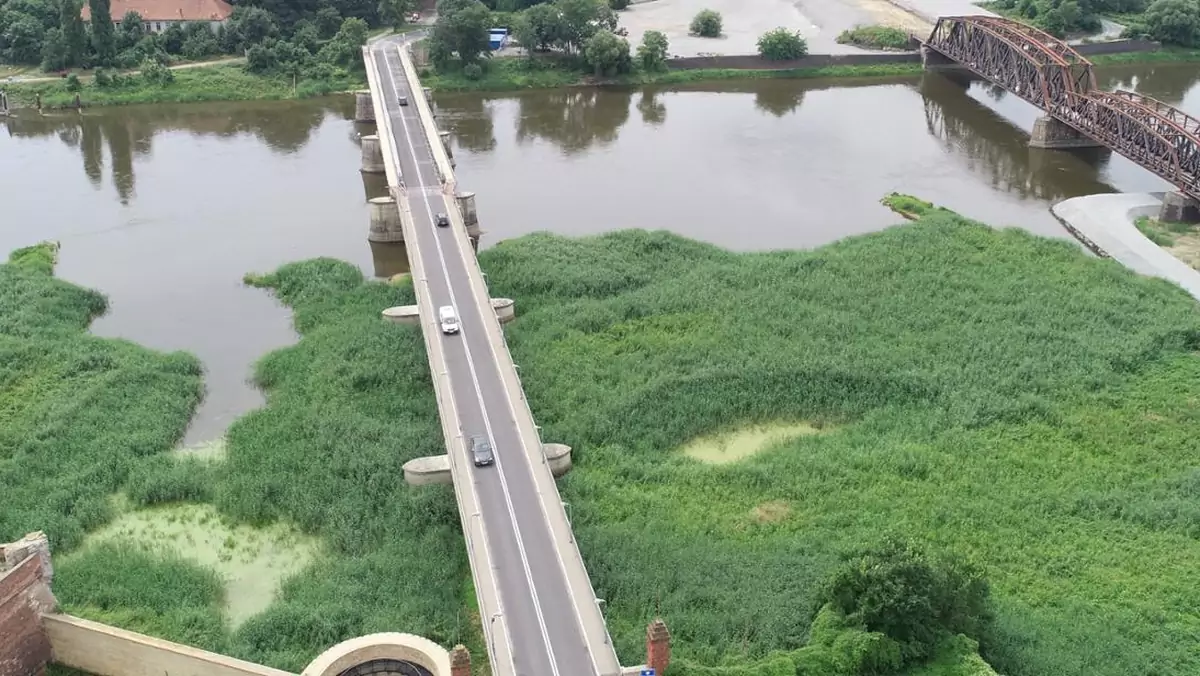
[2,62,1198,441]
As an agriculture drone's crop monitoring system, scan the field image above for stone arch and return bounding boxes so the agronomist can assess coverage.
[302,633,451,676]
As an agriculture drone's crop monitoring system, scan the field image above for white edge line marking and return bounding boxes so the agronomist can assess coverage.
[380,45,562,676]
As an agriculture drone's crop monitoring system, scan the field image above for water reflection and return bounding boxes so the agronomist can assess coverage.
[918,72,1116,202]
[1096,63,1200,105]
[636,90,666,126]
[3,98,352,204]
[516,88,633,155]
[754,86,806,118]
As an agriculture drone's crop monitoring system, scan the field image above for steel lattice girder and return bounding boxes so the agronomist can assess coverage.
[970,16,1097,92]
[1067,91,1199,198]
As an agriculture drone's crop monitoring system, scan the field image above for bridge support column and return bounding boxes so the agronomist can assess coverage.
[455,191,481,250]
[360,134,385,173]
[368,196,404,243]
[1029,115,1102,149]
[1160,191,1200,223]
[449,645,470,676]
[354,90,375,123]
[920,45,955,68]
[370,241,410,280]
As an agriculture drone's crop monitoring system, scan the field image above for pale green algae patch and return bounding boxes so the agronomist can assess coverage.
[77,500,319,627]
[681,423,824,464]
[173,437,227,460]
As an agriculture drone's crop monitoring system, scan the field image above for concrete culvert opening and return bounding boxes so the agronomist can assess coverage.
[338,659,434,676]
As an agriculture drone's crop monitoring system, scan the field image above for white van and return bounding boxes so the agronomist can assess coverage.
[438,305,460,335]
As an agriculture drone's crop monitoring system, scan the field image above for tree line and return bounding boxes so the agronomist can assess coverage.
[0,0,412,72]
[987,0,1200,46]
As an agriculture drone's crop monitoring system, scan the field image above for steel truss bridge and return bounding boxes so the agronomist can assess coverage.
[924,15,1200,201]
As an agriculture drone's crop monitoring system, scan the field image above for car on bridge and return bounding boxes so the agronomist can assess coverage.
[469,435,494,467]
[436,212,450,227]
[438,305,460,335]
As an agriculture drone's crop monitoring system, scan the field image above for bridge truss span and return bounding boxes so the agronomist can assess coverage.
[924,15,1200,200]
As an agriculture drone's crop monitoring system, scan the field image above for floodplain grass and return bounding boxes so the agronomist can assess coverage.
[4,64,364,109]
[0,242,203,553]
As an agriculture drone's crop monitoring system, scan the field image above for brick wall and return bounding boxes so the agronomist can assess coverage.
[0,542,56,676]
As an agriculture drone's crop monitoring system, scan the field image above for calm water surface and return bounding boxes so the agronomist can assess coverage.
[3,62,1198,440]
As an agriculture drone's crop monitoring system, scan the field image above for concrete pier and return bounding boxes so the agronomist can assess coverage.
[1160,191,1200,223]
[354,90,375,122]
[370,240,411,279]
[368,196,404,243]
[360,134,385,173]
[1029,115,1102,149]
[362,171,389,202]
[455,191,481,249]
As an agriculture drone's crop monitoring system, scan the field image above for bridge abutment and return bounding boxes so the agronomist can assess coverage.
[1160,191,1200,223]
[1029,115,1102,150]
[360,134,385,174]
[354,90,375,123]
[368,196,405,243]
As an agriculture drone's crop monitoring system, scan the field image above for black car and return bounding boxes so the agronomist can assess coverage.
[436,213,450,227]
[470,435,494,467]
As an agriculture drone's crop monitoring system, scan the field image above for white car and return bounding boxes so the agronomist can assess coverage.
[439,305,460,334]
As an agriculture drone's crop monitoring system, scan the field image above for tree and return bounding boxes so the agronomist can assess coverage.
[583,28,629,75]
[117,10,142,51]
[140,58,174,85]
[514,2,562,53]
[1143,0,1200,46]
[819,539,992,665]
[314,5,343,37]
[229,6,279,48]
[756,27,806,60]
[689,8,721,37]
[3,14,47,63]
[378,0,415,29]
[316,16,368,67]
[181,27,219,58]
[161,22,185,53]
[557,0,615,52]
[429,0,490,66]
[291,20,320,52]
[59,0,87,66]
[636,29,667,71]
[40,25,69,69]
[88,0,116,64]
[608,0,629,8]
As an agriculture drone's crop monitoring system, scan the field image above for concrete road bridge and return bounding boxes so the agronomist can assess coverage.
[922,15,1200,222]
[356,32,667,676]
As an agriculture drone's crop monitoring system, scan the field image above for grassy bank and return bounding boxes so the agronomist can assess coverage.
[4,64,364,108]
[422,56,923,92]
[16,195,1200,674]
[422,47,1200,93]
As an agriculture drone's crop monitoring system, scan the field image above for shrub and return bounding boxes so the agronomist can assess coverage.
[584,29,632,76]
[757,27,808,60]
[140,59,176,86]
[65,73,82,92]
[819,538,993,664]
[637,29,669,71]
[835,24,911,50]
[690,9,722,37]
[462,61,484,80]
[609,0,630,8]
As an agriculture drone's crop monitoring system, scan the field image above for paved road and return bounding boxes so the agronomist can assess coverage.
[369,37,604,676]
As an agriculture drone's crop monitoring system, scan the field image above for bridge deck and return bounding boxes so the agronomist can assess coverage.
[362,37,621,676]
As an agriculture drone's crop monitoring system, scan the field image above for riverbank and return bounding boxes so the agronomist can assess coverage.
[424,46,1200,93]
[3,64,364,109]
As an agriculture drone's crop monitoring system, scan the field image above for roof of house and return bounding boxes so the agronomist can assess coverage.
[81,0,234,23]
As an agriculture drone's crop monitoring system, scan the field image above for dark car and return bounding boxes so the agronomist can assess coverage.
[436,212,450,227]
[470,435,494,467]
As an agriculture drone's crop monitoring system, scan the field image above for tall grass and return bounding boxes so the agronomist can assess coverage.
[0,243,202,552]
[5,65,363,109]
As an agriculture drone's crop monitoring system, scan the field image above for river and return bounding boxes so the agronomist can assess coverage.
[2,61,1198,441]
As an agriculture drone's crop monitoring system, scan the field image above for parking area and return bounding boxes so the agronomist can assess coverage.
[618,0,932,57]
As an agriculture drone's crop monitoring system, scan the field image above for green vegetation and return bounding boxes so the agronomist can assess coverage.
[4,62,362,107]
[690,9,722,38]
[12,190,1200,675]
[1134,214,1189,245]
[0,242,202,551]
[757,27,809,60]
[983,0,1200,46]
[836,25,913,51]
[422,55,924,91]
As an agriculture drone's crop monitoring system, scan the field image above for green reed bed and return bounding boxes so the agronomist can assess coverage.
[475,212,1200,675]
[0,242,202,552]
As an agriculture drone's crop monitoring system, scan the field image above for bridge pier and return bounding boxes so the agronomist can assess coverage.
[1029,115,1102,150]
[400,440,567,486]
[1161,191,1200,223]
[354,90,375,123]
[370,240,411,280]
[456,191,482,250]
[360,134,385,173]
[368,196,404,243]
[438,131,455,168]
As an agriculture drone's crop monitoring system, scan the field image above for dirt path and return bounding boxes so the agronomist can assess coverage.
[5,56,246,85]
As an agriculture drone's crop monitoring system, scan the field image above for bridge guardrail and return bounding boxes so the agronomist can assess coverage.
[395,42,622,676]
[362,46,514,675]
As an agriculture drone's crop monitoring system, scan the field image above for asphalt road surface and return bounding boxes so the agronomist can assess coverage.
[370,39,602,676]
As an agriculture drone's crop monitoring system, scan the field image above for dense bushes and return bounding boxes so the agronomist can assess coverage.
[757,27,807,60]
[1122,0,1200,46]
[690,9,722,37]
[836,25,911,50]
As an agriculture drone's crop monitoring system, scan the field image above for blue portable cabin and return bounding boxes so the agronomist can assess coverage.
[488,28,509,50]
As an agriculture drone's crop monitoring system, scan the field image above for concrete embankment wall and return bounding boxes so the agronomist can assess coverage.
[665,38,1163,71]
